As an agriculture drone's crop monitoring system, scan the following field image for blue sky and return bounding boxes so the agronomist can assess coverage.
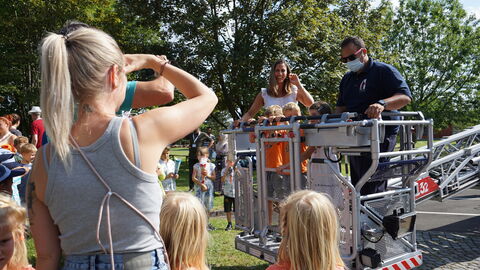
[372,0,480,18]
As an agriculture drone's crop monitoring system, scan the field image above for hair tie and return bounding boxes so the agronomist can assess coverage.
[62,34,71,46]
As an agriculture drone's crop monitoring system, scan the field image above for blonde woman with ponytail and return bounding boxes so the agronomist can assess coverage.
[28,26,217,270]
[160,192,209,270]
[267,190,346,270]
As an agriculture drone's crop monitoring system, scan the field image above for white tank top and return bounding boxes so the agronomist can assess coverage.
[261,85,298,108]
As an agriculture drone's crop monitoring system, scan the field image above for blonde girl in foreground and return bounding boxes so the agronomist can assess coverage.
[160,192,209,270]
[267,190,345,270]
[0,193,34,270]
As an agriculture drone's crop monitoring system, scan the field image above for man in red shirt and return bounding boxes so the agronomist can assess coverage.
[28,106,44,148]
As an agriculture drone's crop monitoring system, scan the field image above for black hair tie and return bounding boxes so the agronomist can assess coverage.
[62,34,71,47]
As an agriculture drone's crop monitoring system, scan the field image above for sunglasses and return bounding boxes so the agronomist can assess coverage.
[340,48,363,63]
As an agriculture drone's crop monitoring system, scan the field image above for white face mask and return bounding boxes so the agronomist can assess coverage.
[345,58,364,72]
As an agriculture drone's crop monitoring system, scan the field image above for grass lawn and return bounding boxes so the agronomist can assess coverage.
[26,147,269,269]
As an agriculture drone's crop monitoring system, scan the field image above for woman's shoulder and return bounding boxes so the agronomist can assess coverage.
[22,266,36,270]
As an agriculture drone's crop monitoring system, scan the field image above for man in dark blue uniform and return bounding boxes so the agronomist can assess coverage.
[335,36,412,195]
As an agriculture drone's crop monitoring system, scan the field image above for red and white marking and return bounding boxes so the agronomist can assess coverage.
[415,176,439,200]
[381,253,422,270]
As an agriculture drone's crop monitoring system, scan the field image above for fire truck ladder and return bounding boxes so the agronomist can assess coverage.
[391,124,480,203]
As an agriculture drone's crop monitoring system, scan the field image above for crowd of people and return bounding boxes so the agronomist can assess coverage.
[0,18,413,270]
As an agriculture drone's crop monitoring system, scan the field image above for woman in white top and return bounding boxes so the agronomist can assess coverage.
[241,59,314,122]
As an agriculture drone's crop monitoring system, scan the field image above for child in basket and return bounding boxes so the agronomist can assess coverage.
[276,102,309,194]
[221,158,239,231]
[267,190,345,270]
[277,101,345,211]
[192,146,216,230]
[307,101,344,210]
[0,193,35,270]
[160,192,208,270]
[158,146,179,193]
[249,105,284,226]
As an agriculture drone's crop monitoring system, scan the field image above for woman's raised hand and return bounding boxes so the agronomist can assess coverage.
[289,73,301,86]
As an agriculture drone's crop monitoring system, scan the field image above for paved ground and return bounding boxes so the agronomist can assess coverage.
[415,186,480,269]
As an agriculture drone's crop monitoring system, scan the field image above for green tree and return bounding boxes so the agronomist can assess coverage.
[0,0,167,135]
[383,0,480,129]
[120,0,393,123]
[0,0,116,133]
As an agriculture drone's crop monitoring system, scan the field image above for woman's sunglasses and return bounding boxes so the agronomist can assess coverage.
[340,48,363,63]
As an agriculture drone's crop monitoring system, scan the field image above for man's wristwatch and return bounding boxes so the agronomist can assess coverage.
[375,99,387,109]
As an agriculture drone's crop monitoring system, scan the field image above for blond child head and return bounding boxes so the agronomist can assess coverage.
[0,193,29,270]
[160,192,209,270]
[264,105,283,118]
[282,102,301,117]
[277,190,344,270]
[161,146,171,161]
[19,144,37,164]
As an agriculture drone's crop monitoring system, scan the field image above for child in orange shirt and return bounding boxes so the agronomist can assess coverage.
[276,102,308,194]
[249,105,284,226]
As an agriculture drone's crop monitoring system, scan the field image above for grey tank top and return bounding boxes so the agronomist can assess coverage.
[44,117,163,255]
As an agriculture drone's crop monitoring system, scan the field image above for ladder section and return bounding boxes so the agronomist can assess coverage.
[414,125,480,202]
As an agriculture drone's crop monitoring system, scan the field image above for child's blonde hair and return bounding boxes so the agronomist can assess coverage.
[160,192,209,270]
[19,143,37,154]
[278,190,344,270]
[264,105,283,117]
[282,102,300,114]
[0,193,29,270]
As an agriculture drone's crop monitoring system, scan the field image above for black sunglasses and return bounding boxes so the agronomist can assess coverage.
[340,48,363,63]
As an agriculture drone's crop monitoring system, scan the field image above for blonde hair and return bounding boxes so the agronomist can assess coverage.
[268,59,292,97]
[160,192,209,270]
[19,143,37,154]
[40,27,124,165]
[0,193,29,270]
[277,190,344,270]
[264,105,283,118]
[282,102,300,114]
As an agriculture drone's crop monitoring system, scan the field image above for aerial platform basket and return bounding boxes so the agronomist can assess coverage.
[223,111,434,269]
